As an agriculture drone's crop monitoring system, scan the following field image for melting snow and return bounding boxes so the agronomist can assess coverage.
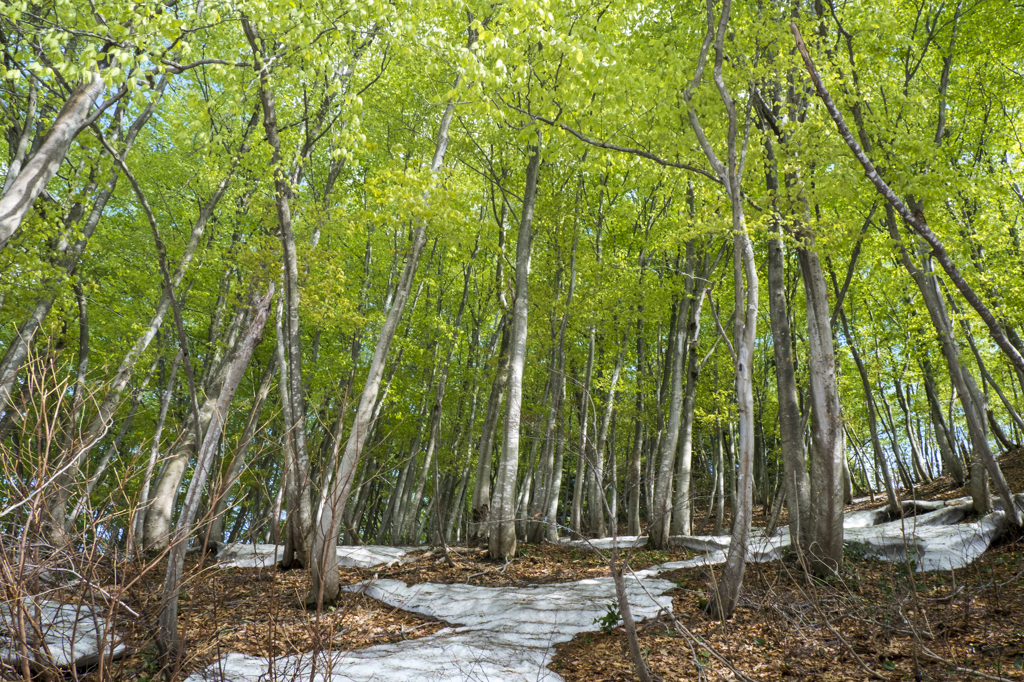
[187,574,674,682]
[0,599,126,670]
[216,544,413,569]
[187,494,1022,681]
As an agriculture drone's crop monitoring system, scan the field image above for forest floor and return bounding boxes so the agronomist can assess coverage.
[92,450,1024,682]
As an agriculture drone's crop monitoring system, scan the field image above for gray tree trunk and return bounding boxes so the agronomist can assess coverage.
[469,318,510,544]
[570,330,595,535]
[649,291,686,550]
[796,244,846,575]
[488,139,541,560]
[206,355,277,543]
[590,349,624,537]
[767,234,811,551]
[0,73,105,250]
[157,284,274,658]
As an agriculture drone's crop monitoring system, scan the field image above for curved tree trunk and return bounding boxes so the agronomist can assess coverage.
[157,284,274,659]
[0,73,105,250]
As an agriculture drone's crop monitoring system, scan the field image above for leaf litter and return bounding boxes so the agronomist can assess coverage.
[86,451,1024,681]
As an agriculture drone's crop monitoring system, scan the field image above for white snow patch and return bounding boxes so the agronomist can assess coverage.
[190,495,1022,682]
[187,574,675,682]
[559,535,647,550]
[217,544,413,569]
[846,505,1007,571]
[0,599,126,669]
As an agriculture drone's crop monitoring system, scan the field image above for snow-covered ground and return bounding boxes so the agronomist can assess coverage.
[216,543,415,569]
[187,494,1022,682]
[0,599,127,670]
[13,495,1016,680]
[189,575,675,682]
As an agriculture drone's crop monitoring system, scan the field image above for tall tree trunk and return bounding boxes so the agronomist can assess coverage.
[796,243,845,575]
[133,349,182,552]
[469,317,510,544]
[649,289,687,550]
[206,355,277,544]
[672,240,720,536]
[766,233,811,551]
[488,138,541,560]
[570,330,595,535]
[712,225,758,618]
[305,70,461,604]
[590,349,624,537]
[242,21,314,568]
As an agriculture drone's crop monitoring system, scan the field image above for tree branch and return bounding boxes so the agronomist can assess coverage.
[790,22,1024,381]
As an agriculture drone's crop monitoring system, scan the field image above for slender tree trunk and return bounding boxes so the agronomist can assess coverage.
[242,23,315,568]
[143,310,245,553]
[132,348,182,551]
[672,242,720,536]
[649,289,687,550]
[570,331,595,535]
[590,349,624,537]
[712,225,759,618]
[768,238,812,553]
[488,138,541,560]
[157,284,274,660]
[470,317,510,543]
[306,72,461,602]
[0,73,105,250]
[920,359,965,484]
[206,355,277,544]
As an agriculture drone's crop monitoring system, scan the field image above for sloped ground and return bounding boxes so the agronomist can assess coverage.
[555,536,1024,681]
[70,452,1024,681]
[556,452,1024,681]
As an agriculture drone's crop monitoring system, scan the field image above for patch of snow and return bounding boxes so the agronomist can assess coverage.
[846,506,1008,571]
[559,535,647,550]
[843,508,891,528]
[187,573,675,682]
[217,544,413,569]
[190,495,1023,682]
[0,599,125,670]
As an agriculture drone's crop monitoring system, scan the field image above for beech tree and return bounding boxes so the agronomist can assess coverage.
[2,0,1023,646]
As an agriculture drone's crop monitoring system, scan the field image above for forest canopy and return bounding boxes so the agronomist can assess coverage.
[2,0,1024,649]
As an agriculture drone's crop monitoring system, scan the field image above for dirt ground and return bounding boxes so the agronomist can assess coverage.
[552,449,1024,681]
[553,532,1024,681]
[89,450,1024,681]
